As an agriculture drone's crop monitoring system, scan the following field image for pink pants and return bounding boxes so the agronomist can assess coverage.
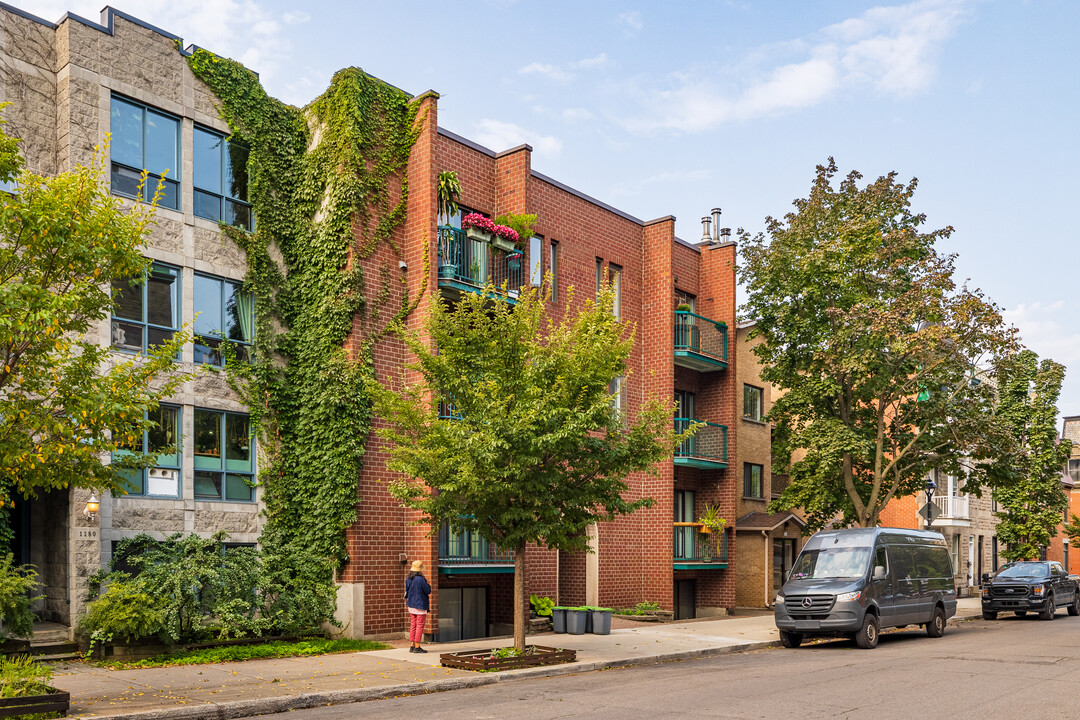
[409,612,426,643]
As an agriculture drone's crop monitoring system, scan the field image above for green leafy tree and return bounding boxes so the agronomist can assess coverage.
[371,282,685,650]
[0,110,189,512]
[741,159,1015,530]
[992,350,1070,561]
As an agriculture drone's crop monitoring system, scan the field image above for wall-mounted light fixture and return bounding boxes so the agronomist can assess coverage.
[84,493,100,522]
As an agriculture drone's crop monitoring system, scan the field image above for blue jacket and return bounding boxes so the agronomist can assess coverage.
[405,573,431,611]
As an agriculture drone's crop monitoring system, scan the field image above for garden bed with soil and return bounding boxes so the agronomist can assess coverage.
[0,685,69,718]
[440,645,575,672]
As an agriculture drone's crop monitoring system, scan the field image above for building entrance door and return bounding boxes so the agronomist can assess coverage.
[674,579,696,621]
[772,538,796,596]
[438,586,488,641]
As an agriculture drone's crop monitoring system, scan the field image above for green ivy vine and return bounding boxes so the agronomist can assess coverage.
[185,50,423,574]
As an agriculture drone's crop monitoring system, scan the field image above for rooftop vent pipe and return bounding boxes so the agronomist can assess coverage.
[711,208,722,243]
[700,216,712,244]
[720,227,731,243]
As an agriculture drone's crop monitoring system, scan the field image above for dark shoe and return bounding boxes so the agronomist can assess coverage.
[414,646,428,653]
[408,647,418,653]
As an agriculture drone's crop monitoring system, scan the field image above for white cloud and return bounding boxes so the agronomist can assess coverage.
[577,53,610,69]
[472,119,563,158]
[620,0,970,134]
[617,10,643,36]
[16,0,312,105]
[562,108,594,123]
[1002,301,1080,417]
[519,62,573,82]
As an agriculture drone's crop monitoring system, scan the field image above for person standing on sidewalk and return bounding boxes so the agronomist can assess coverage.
[405,560,432,653]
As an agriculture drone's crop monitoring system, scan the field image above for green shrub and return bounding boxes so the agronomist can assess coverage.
[0,655,53,697]
[259,542,340,637]
[529,594,554,617]
[0,554,40,640]
[78,578,164,652]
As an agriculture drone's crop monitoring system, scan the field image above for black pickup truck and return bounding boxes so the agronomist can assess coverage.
[981,560,1080,620]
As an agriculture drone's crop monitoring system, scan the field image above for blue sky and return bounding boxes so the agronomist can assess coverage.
[17,0,1080,417]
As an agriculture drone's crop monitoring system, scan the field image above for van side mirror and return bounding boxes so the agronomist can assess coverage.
[872,565,886,580]
[981,573,989,584]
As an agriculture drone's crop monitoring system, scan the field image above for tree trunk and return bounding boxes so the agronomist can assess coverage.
[513,543,526,651]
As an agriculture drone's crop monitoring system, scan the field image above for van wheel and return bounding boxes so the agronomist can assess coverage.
[855,613,879,649]
[1068,594,1080,617]
[779,631,803,648]
[926,606,946,637]
[982,611,998,620]
[1040,595,1056,621]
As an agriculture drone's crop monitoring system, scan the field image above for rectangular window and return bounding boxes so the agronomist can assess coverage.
[596,258,603,295]
[193,273,255,365]
[193,126,252,231]
[744,384,764,422]
[193,408,254,502]
[549,240,559,302]
[112,404,181,498]
[110,95,180,210]
[674,489,696,559]
[529,234,543,287]
[111,262,181,355]
[744,463,764,499]
[609,263,622,319]
[608,375,626,421]
[675,290,695,312]
[1069,458,1080,484]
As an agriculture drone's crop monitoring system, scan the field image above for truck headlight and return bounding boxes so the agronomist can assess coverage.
[1032,585,1045,595]
[837,591,861,602]
[774,595,785,604]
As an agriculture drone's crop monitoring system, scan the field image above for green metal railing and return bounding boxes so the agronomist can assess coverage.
[437,226,524,294]
[674,418,728,463]
[674,310,728,363]
[438,523,514,566]
[673,524,729,564]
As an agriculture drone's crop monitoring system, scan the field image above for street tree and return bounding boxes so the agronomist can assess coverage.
[993,349,1070,561]
[741,159,1015,530]
[371,282,684,650]
[0,113,189,516]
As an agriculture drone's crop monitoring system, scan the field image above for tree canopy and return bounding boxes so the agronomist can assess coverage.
[370,281,684,649]
[0,111,189,514]
[741,159,1015,530]
[993,349,1070,561]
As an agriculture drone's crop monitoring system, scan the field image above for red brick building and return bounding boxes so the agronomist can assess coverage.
[337,92,740,639]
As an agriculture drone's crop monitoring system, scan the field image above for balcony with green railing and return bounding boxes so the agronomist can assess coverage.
[674,311,728,371]
[672,523,729,569]
[674,418,728,469]
[438,522,515,574]
[437,226,524,300]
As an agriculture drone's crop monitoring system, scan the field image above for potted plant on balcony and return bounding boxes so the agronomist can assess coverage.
[494,213,536,252]
[437,171,461,279]
[697,504,727,561]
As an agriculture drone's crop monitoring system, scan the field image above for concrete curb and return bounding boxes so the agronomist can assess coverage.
[72,608,987,720]
[70,639,782,720]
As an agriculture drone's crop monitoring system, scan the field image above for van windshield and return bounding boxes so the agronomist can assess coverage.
[789,548,871,581]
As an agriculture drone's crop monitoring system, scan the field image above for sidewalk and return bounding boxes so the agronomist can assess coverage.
[49,597,983,719]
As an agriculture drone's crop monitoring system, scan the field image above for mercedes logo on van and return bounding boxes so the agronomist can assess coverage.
[802,597,813,609]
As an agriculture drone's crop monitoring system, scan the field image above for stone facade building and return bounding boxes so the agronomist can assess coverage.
[1,3,742,638]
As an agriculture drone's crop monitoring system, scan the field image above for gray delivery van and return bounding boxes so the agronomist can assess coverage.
[774,527,956,649]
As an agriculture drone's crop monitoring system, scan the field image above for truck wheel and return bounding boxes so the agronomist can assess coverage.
[779,631,803,648]
[982,611,998,620]
[1069,594,1080,617]
[855,613,879,649]
[1040,595,1056,621]
[926,606,946,637]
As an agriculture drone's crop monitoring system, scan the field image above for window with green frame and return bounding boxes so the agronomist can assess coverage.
[111,262,181,355]
[193,408,254,502]
[193,273,255,365]
[112,404,181,498]
[109,95,180,210]
[193,126,252,231]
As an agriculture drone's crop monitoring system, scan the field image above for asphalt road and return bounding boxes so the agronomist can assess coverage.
[263,613,1080,719]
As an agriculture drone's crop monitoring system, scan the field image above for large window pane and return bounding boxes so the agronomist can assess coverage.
[144,110,178,178]
[225,281,252,342]
[226,142,249,201]
[225,200,251,231]
[225,474,253,502]
[110,97,143,170]
[148,405,180,466]
[194,275,223,336]
[194,410,221,463]
[147,265,178,327]
[225,414,251,468]
[112,277,143,321]
[194,189,222,222]
[194,470,222,498]
[110,164,142,199]
[193,127,223,194]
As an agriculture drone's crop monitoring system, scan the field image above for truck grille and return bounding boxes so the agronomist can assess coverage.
[990,585,1030,599]
[785,594,836,614]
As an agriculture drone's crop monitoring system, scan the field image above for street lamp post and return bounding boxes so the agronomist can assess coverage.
[925,479,937,531]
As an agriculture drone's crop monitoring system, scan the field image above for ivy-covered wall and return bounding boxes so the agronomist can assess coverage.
[185,50,424,574]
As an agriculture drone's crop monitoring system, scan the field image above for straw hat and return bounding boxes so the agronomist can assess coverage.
[410,560,423,572]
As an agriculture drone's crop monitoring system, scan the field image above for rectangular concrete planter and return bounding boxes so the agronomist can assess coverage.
[439,645,575,672]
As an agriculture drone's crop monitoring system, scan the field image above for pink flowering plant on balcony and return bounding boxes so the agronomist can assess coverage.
[461,213,520,246]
